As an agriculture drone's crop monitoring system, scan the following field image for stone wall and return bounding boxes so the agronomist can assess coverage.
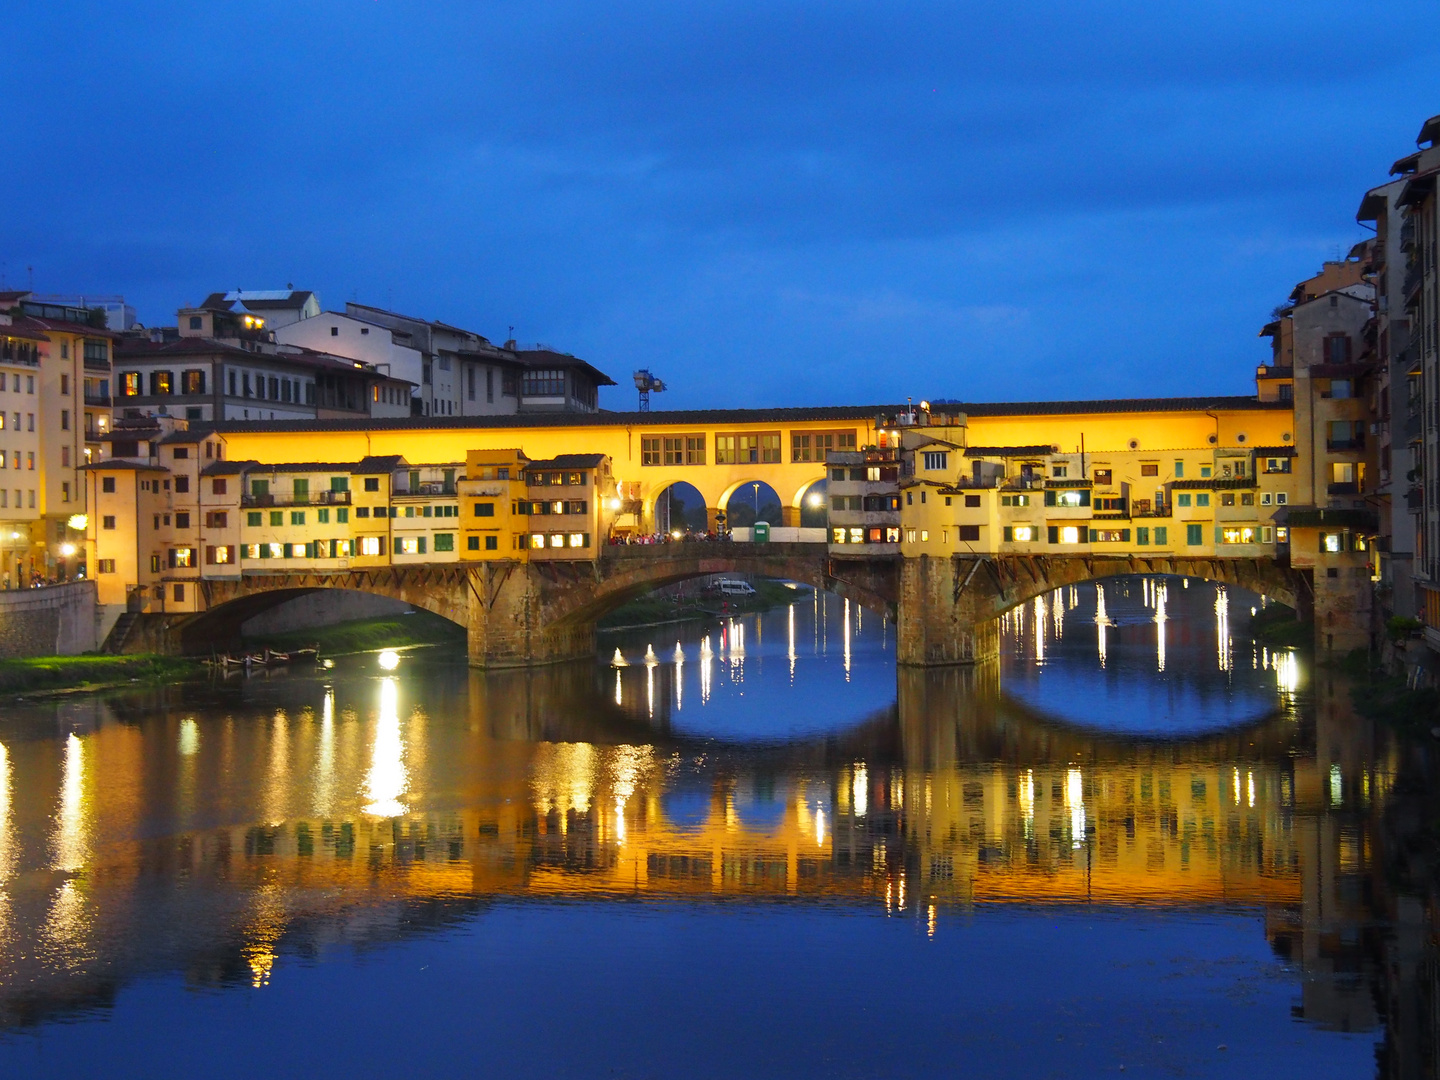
[239,590,412,637]
[0,581,99,658]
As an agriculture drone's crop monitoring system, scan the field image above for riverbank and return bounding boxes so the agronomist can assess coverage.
[242,608,466,655]
[597,579,810,630]
[0,654,202,696]
[1246,604,1313,649]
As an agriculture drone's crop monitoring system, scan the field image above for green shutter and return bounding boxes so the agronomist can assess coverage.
[418,537,427,554]
[1003,526,1012,542]
[1087,529,1097,542]
[1120,530,1130,542]
[1155,527,1167,545]
[1137,527,1148,545]
[1047,526,1058,544]
[1044,490,1056,506]
[1187,524,1202,546]
[1078,491,1091,507]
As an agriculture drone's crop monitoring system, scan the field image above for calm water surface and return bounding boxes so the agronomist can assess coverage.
[0,577,1416,1078]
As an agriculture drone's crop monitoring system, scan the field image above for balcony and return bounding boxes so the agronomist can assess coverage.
[1326,436,1365,452]
[1401,218,1417,252]
[1408,487,1425,511]
[1132,505,1173,519]
[1327,482,1360,496]
[83,392,111,407]
[241,490,352,508]
[393,482,457,497]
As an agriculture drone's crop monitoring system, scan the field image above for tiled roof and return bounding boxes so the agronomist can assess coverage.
[964,445,1055,457]
[13,315,115,339]
[957,396,1285,417]
[80,459,168,472]
[201,460,258,476]
[525,453,607,470]
[0,323,50,342]
[1251,445,1297,457]
[201,454,407,476]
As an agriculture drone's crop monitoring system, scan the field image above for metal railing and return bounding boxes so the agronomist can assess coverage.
[241,490,352,508]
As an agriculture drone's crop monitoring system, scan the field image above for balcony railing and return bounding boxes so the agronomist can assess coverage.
[1132,506,1173,519]
[393,483,457,497]
[1327,482,1360,496]
[83,393,111,406]
[1326,436,1365,451]
[241,490,352,508]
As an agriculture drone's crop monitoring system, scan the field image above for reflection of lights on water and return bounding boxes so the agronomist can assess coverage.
[1053,591,1064,639]
[1094,585,1109,668]
[1066,767,1085,849]
[1154,581,1168,673]
[1233,768,1241,805]
[787,603,796,682]
[1247,771,1256,808]
[52,733,88,872]
[377,649,400,671]
[1274,651,1300,695]
[646,662,655,719]
[674,641,684,711]
[927,903,937,939]
[643,644,658,665]
[313,689,336,816]
[852,764,868,817]
[1214,588,1231,673]
[614,669,623,706]
[362,677,408,817]
[178,717,199,756]
[531,743,598,828]
[815,806,826,847]
[1330,763,1343,807]
[1018,769,1035,839]
[1034,595,1046,663]
[843,599,852,678]
[0,741,12,887]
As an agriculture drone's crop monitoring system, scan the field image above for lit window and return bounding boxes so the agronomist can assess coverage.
[360,537,382,556]
[849,528,863,544]
[1322,533,1343,553]
[832,527,846,543]
[1275,527,1289,542]
[919,530,929,542]
[213,546,230,564]
[267,543,283,559]
[885,528,900,542]
[568,533,586,547]
[1059,526,1080,544]
[1052,465,1067,478]
[550,534,564,548]
[531,534,546,549]
[172,548,193,567]
[1056,490,1084,507]
[1012,526,1035,542]
[906,529,917,543]
[1220,527,1257,545]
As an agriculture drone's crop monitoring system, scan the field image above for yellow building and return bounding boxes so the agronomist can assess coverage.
[459,448,530,557]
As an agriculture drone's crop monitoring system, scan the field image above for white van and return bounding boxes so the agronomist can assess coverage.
[717,579,757,596]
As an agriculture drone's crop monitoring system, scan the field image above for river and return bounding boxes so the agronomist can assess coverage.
[0,577,1421,1078]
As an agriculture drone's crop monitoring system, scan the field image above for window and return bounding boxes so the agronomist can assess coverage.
[60,374,69,395]
[175,513,190,529]
[1089,529,1130,542]
[102,477,115,493]
[1092,469,1112,486]
[522,369,566,397]
[1140,463,1158,477]
[791,431,855,462]
[1263,457,1291,474]
[247,512,262,526]
[957,525,980,542]
[922,451,948,471]
[269,511,283,526]
[475,502,495,517]
[964,494,981,508]
[317,509,329,524]
[1221,493,1235,506]
[1323,334,1353,365]
[356,507,370,518]
[150,371,173,396]
[1178,494,1192,507]
[1261,526,1274,543]
[1046,525,1081,544]
[102,515,116,530]
[1136,527,1149,545]
[173,584,185,602]
[120,372,141,397]
[530,534,546,549]
[182,369,206,394]
[290,511,305,525]
[172,447,189,461]
[1199,465,1212,479]
[1240,493,1254,506]
[98,559,115,573]
[1174,461,1184,479]
[364,477,380,492]
[1196,494,1210,508]
[566,532,587,547]
[1000,494,1031,507]
[715,432,781,464]
[1261,493,1272,505]
[337,508,349,523]
[174,476,189,494]
[1052,465,1067,478]
[1276,493,1288,505]
[1186,523,1203,545]
[1219,527,1257,544]
[169,547,194,568]
[207,512,228,528]
[1004,526,1037,542]
[434,533,455,552]
[189,315,203,330]
[1044,489,1090,507]
[360,537,383,556]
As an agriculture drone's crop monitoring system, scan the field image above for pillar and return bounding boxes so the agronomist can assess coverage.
[896,555,1000,666]
[781,506,801,528]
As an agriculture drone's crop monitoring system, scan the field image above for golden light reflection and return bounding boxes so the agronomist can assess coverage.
[927,902,936,938]
[263,709,291,825]
[1094,585,1109,668]
[852,764,868,817]
[614,668,624,706]
[1274,650,1300,696]
[1066,767,1085,849]
[178,717,199,757]
[1154,580,1168,673]
[674,642,685,711]
[243,882,286,989]
[843,598,852,679]
[0,742,12,939]
[361,677,409,817]
[313,689,336,817]
[1215,587,1232,673]
[1018,768,1035,839]
[787,603,796,682]
[51,733,89,872]
[531,742,598,821]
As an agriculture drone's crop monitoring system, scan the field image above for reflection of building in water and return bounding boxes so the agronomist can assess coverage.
[0,662,1398,1041]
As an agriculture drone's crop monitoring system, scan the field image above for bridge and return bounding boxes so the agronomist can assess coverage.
[159,543,1308,666]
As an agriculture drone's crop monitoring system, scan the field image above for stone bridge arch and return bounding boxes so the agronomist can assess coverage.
[897,554,1310,666]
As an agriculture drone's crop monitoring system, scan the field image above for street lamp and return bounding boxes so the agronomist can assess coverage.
[752,482,760,523]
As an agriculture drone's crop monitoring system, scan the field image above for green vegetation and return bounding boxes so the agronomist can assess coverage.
[599,579,810,629]
[1387,616,1425,642]
[1246,604,1312,649]
[242,608,465,655]
[0,654,201,695]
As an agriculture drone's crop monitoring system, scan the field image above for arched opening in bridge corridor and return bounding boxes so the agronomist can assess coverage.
[792,477,828,529]
[649,481,709,537]
[993,574,1304,738]
[172,586,469,656]
[719,480,783,529]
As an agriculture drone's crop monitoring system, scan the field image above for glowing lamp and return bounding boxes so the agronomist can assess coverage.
[67,514,88,531]
[59,543,76,557]
[377,649,400,670]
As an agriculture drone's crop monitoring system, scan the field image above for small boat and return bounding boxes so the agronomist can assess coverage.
[293,647,319,663]
[264,648,290,665]
[611,648,629,667]
[221,654,249,668]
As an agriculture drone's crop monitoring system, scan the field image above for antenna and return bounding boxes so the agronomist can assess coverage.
[632,369,666,412]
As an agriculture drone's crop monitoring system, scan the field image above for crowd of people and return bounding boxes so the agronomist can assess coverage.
[608,528,736,545]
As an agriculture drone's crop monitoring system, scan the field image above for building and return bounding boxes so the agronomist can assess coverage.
[20,293,135,332]
[826,446,901,554]
[191,289,319,332]
[0,298,116,584]
[275,305,617,418]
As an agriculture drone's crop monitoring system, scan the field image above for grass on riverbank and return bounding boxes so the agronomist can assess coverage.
[598,579,809,629]
[0,654,201,695]
[1247,604,1313,649]
[242,608,466,655]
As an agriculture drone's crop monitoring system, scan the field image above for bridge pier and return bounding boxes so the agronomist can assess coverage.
[896,556,1001,666]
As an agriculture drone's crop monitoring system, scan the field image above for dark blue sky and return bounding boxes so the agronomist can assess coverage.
[5,1,1439,409]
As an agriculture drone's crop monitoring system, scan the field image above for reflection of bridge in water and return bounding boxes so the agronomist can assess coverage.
[0,661,1392,1033]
